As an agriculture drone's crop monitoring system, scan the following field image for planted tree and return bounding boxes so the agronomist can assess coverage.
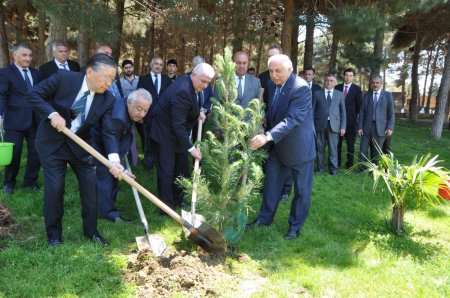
[179,48,266,244]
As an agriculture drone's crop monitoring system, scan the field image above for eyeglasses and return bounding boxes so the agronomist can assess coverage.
[95,71,115,84]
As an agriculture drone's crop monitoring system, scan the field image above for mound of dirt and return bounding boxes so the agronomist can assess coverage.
[0,203,18,238]
[125,249,238,297]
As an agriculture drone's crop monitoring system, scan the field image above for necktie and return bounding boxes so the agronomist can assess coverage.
[272,85,281,109]
[22,69,32,90]
[154,74,159,95]
[60,64,67,70]
[130,123,138,166]
[326,91,332,106]
[373,92,378,121]
[198,91,204,109]
[344,85,348,97]
[71,90,90,125]
[237,77,243,101]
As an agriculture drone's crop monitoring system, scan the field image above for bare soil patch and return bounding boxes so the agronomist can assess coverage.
[0,203,18,239]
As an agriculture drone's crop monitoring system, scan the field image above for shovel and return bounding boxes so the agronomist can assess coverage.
[124,156,166,256]
[182,120,204,233]
[61,127,226,253]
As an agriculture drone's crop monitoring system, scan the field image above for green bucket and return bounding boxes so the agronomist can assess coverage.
[0,142,14,166]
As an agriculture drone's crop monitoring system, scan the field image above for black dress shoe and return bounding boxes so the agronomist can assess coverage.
[284,230,300,240]
[246,219,270,228]
[114,216,132,223]
[48,239,62,247]
[3,185,13,195]
[86,234,109,247]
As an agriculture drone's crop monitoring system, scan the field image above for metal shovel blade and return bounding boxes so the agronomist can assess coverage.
[136,234,166,257]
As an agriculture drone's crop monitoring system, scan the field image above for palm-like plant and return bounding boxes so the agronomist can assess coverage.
[361,149,450,234]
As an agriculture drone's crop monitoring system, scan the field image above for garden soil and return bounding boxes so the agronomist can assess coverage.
[0,203,18,239]
[125,249,265,297]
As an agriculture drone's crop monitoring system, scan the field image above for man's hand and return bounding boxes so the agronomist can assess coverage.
[339,129,346,137]
[109,162,124,180]
[250,134,268,150]
[50,113,66,132]
[385,129,393,137]
[198,111,206,123]
[357,129,363,137]
[190,147,202,161]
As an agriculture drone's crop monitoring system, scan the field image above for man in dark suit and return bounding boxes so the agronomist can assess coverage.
[357,74,395,166]
[137,57,171,170]
[312,74,346,175]
[39,41,80,79]
[247,54,316,240]
[149,63,214,211]
[28,54,123,247]
[259,45,282,112]
[335,68,362,169]
[93,88,151,222]
[304,67,321,93]
[0,43,41,195]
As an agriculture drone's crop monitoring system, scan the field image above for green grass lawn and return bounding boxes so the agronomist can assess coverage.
[1,119,449,297]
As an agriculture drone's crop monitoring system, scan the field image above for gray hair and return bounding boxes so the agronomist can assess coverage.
[52,41,68,52]
[268,45,283,54]
[192,55,205,66]
[128,88,152,105]
[370,74,383,82]
[12,42,31,53]
[192,63,215,79]
[96,45,112,54]
[150,57,163,65]
[268,54,293,70]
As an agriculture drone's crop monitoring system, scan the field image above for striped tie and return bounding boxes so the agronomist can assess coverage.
[71,91,90,124]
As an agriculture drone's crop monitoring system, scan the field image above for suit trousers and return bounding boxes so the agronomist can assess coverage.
[359,122,386,165]
[143,121,156,168]
[337,124,357,168]
[316,121,339,174]
[152,140,189,210]
[96,163,120,221]
[257,153,314,232]
[3,128,40,188]
[39,143,99,240]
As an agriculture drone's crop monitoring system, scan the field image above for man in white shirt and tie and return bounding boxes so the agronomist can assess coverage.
[303,67,321,94]
[357,74,395,167]
[39,41,81,79]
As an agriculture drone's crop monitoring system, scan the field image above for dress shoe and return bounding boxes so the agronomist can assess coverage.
[3,185,13,195]
[114,216,132,223]
[23,182,40,191]
[246,219,270,228]
[330,171,337,176]
[284,230,300,240]
[48,239,62,247]
[86,234,109,247]
[280,194,289,202]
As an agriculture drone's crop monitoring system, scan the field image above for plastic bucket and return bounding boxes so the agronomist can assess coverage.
[0,142,14,166]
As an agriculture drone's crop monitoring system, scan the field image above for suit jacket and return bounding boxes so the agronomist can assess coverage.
[312,89,346,133]
[266,73,316,166]
[0,64,41,130]
[92,97,132,159]
[357,90,395,137]
[149,75,199,152]
[39,59,81,79]
[258,70,271,109]
[335,83,362,126]
[236,74,261,108]
[137,73,171,124]
[308,82,321,93]
[28,71,117,161]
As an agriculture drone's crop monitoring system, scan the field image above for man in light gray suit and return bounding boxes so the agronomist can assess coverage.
[312,74,346,175]
[233,51,262,109]
[357,75,394,166]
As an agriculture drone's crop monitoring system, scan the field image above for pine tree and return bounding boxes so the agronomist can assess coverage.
[178,48,266,244]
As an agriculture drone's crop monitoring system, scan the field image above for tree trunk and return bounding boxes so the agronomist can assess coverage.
[111,0,125,63]
[391,203,405,235]
[329,26,339,74]
[0,0,9,67]
[47,16,67,61]
[372,27,384,75]
[281,0,294,57]
[36,9,46,67]
[256,28,265,74]
[14,4,26,42]
[303,3,315,70]
[77,25,91,67]
[421,49,432,109]
[290,2,300,73]
[133,37,142,75]
[427,47,441,113]
[409,34,422,123]
[431,35,450,140]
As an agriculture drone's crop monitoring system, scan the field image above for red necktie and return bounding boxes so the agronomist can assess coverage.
[344,85,348,97]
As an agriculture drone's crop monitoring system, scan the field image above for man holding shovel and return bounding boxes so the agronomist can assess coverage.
[28,54,124,247]
[92,88,152,223]
[149,63,214,213]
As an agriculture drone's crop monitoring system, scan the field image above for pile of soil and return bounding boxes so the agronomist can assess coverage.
[0,203,18,238]
[125,248,239,297]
